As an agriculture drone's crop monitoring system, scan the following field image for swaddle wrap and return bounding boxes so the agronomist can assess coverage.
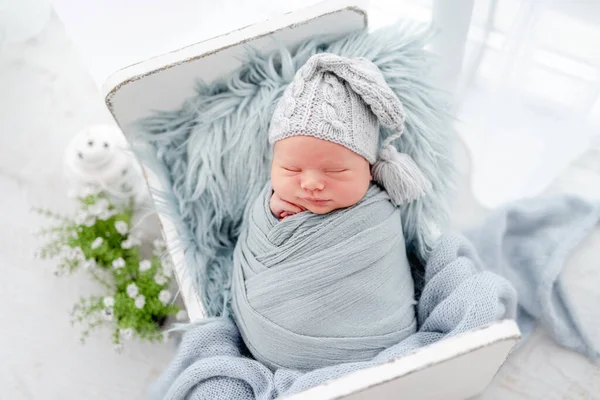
[231,182,417,371]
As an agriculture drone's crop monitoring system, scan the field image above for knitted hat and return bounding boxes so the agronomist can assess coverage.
[268,53,431,205]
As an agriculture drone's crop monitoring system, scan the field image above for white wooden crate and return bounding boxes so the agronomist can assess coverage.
[53,1,520,398]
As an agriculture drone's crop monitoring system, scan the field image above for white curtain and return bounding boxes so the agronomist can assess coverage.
[370,0,600,207]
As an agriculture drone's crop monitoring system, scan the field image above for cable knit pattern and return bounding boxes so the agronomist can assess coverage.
[318,73,350,144]
[268,53,406,164]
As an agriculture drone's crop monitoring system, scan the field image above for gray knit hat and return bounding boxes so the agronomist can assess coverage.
[269,53,431,205]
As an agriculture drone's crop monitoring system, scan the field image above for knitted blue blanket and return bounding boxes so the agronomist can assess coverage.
[150,196,600,400]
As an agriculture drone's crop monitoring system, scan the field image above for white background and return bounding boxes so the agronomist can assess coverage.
[1,0,599,398]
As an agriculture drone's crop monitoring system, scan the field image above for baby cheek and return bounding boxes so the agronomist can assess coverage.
[272,172,298,198]
[339,177,370,205]
[271,171,284,193]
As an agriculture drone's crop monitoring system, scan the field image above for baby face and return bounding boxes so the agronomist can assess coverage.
[271,136,372,214]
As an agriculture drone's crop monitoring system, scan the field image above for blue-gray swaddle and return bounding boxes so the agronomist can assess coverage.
[150,195,600,400]
[231,182,417,370]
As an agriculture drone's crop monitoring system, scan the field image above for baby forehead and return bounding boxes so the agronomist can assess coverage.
[280,156,350,170]
[274,136,360,164]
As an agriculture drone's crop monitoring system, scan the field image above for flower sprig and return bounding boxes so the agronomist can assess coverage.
[34,189,187,350]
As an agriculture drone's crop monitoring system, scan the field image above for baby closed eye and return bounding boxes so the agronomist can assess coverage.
[281,166,301,173]
[279,166,350,175]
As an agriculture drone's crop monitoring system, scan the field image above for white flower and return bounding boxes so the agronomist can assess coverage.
[101,308,113,321]
[139,259,152,272]
[113,343,124,353]
[83,259,97,269]
[88,204,102,216]
[129,236,141,246]
[126,283,139,298]
[121,238,133,249]
[89,198,110,216]
[134,295,145,309]
[103,296,115,307]
[161,259,174,278]
[120,328,135,340]
[176,310,188,321]
[112,257,125,269]
[114,221,128,235]
[158,290,171,305]
[162,265,173,278]
[91,237,104,250]
[98,210,115,221]
[84,217,96,227]
[154,273,167,286]
[71,231,78,239]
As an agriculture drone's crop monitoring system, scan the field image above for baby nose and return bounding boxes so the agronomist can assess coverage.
[301,173,325,191]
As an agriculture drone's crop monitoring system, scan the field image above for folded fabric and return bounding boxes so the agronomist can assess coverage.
[231,182,417,370]
[150,195,600,400]
[464,195,600,359]
[151,233,515,399]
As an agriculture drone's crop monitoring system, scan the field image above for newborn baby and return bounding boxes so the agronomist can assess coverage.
[270,135,372,219]
[232,53,431,371]
[267,54,431,219]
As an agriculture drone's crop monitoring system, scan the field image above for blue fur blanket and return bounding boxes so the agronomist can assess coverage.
[134,22,455,317]
[149,196,600,400]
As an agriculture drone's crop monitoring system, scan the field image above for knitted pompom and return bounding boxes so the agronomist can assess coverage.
[372,145,432,206]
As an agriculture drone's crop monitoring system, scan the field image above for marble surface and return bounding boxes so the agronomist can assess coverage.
[1,5,599,400]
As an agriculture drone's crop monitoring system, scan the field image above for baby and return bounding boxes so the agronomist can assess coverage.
[268,53,430,220]
[231,53,431,371]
